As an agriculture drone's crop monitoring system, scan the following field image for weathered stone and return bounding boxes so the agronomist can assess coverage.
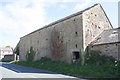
[17,4,116,64]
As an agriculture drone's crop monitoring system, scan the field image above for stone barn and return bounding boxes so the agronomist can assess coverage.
[89,28,120,60]
[17,4,113,64]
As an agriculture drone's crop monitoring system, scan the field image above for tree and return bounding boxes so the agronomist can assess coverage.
[26,46,36,61]
[5,46,11,48]
[14,46,19,55]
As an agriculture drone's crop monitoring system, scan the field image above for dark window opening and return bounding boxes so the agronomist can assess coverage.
[92,23,94,25]
[74,19,75,21]
[75,32,78,35]
[95,25,97,28]
[95,14,97,16]
[73,52,80,60]
[75,44,78,48]
[98,26,101,29]
[116,44,117,46]
[61,41,63,43]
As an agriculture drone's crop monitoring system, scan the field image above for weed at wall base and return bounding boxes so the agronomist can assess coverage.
[26,46,36,62]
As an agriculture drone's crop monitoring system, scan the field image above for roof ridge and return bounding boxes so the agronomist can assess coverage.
[21,3,100,38]
[103,28,120,31]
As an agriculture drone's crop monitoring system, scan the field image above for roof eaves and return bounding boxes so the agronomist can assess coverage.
[92,41,120,46]
[21,4,99,39]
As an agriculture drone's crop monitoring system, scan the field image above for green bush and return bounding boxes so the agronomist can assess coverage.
[26,46,36,62]
[13,57,120,78]
[85,50,115,64]
[14,46,19,55]
[13,50,119,78]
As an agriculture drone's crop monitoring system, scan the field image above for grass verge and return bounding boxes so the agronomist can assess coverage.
[12,57,119,78]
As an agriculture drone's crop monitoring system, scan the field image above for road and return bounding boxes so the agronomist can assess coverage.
[0,62,86,80]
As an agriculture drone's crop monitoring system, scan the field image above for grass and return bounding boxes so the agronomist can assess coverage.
[0,60,17,63]
[12,57,120,78]
[0,60,11,62]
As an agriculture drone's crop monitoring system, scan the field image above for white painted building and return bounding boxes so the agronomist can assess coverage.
[0,47,13,60]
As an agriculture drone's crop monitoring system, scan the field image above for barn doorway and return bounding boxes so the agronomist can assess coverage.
[72,51,80,63]
[73,51,80,60]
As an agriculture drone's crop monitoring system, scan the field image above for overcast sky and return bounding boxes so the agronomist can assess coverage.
[0,0,118,48]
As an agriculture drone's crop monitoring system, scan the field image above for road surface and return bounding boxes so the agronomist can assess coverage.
[0,62,85,80]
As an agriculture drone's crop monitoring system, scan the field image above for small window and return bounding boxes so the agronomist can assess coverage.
[73,52,80,60]
[98,26,101,29]
[95,14,97,16]
[95,25,97,28]
[75,32,78,35]
[75,44,78,48]
[92,46,93,48]
[116,44,117,46]
[92,23,94,25]
[74,19,75,21]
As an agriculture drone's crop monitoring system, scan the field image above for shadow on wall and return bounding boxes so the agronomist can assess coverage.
[50,28,65,61]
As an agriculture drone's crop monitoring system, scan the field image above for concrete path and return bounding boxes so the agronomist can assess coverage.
[0,62,86,80]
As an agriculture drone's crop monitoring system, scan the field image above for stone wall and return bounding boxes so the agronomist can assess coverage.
[83,4,112,51]
[89,42,120,60]
[19,14,83,63]
[18,4,114,64]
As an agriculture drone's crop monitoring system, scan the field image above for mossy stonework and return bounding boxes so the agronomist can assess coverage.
[17,4,119,64]
[26,46,36,61]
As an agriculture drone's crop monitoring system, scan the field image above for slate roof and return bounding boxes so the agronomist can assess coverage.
[21,4,104,38]
[91,28,120,45]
